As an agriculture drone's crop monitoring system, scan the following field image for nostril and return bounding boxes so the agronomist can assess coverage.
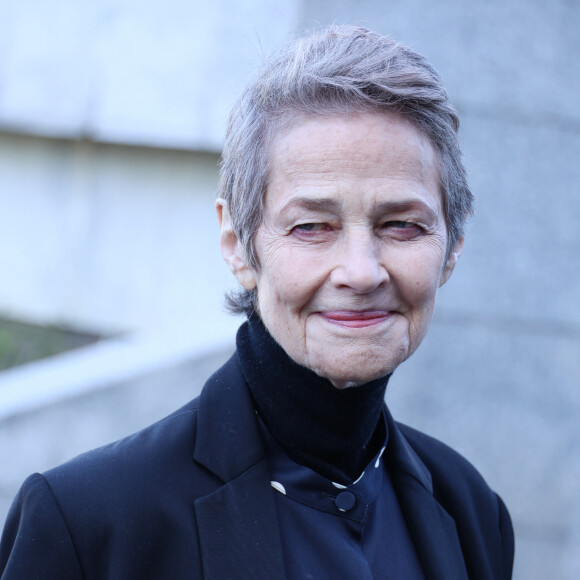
[331,258,388,292]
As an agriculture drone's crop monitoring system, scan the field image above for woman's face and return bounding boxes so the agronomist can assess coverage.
[220,112,462,388]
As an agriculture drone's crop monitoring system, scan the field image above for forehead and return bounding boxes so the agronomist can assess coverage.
[265,112,441,210]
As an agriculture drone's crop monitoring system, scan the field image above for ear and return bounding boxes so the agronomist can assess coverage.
[216,198,257,290]
[439,237,464,287]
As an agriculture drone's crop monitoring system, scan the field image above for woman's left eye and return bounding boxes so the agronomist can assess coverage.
[294,223,327,232]
[382,221,424,238]
[388,220,411,227]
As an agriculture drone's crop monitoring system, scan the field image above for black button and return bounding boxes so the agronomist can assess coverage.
[335,491,356,512]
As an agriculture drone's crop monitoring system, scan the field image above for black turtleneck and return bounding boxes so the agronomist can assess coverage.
[236,315,390,484]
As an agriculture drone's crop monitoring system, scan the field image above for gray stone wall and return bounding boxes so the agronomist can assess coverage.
[299,2,580,579]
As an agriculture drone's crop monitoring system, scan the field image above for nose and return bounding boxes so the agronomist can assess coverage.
[330,230,388,293]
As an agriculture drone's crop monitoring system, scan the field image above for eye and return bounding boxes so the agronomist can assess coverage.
[382,221,425,239]
[291,222,334,241]
[387,221,414,228]
[295,223,327,232]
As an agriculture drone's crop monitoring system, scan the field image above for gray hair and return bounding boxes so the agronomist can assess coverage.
[219,24,473,316]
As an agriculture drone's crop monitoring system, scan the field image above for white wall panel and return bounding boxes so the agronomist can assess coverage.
[0,0,299,148]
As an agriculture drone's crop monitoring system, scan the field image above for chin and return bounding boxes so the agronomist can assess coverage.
[314,361,395,389]
[315,344,407,385]
[328,378,375,390]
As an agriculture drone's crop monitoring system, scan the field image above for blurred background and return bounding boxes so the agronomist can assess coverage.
[0,1,578,578]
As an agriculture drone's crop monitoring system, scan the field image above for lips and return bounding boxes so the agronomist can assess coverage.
[320,310,391,328]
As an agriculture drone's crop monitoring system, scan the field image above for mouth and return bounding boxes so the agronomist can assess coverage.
[319,310,391,329]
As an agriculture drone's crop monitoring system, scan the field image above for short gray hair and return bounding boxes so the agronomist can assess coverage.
[219,25,473,316]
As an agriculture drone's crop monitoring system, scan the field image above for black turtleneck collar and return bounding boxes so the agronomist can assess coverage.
[236,315,390,484]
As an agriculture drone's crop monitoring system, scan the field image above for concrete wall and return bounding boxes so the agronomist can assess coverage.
[0,133,239,335]
[0,0,299,149]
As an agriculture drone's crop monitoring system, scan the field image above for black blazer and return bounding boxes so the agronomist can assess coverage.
[0,355,514,579]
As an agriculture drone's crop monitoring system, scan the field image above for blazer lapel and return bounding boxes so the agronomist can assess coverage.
[386,409,469,580]
[195,460,286,579]
[393,471,469,580]
[192,355,286,579]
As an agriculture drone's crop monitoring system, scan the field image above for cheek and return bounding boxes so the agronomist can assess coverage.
[258,247,329,310]
[256,266,303,319]
[400,257,445,311]
[413,276,439,299]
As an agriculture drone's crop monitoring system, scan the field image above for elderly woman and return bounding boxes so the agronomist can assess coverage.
[0,26,513,580]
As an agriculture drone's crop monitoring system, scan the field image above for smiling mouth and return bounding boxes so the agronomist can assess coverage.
[320,310,391,328]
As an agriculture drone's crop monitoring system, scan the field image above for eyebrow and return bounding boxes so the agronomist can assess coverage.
[372,200,438,219]
[279,197,343,214]
[279,196,437,219]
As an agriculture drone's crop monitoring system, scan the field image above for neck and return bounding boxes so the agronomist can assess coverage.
[236,315,390,483]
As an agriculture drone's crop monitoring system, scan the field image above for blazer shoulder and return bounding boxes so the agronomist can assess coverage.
[39,395,223,531]
[25,353,245,522]
[1,398,218,579]
[46,397,201,480]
